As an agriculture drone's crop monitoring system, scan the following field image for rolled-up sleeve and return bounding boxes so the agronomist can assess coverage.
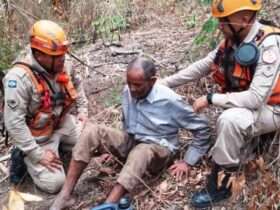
[171,98,211,165]
[160,49,217,88]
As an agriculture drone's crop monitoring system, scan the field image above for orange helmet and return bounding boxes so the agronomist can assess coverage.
[212,0,262,18]
[30,20,69,56]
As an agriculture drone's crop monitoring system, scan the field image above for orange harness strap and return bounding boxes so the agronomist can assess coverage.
[211,24,280,104]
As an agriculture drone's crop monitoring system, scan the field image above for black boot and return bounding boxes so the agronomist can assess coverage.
[9,147,27,185]
[191,163,232,208]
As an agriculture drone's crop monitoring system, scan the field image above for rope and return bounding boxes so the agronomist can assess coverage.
[67,52,108,77]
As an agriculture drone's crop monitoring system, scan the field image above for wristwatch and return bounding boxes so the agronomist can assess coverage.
[207,93,213,105]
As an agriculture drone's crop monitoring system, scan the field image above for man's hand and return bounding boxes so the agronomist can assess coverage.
[39,149,62,172]
[193,95,208,112]
[169,160,190,181]
[96,153,113,165]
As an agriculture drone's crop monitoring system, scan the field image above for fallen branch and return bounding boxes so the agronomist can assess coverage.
[89,86,112,95]
[273,5,280,10]
[0,175,8,184]
[0,154,11,162]
[0,137,6,144]
[92,62,114,68]
[268,131,280,168]
[0,162,8,175]
[141,52,170,70]
[110,46,141,57]
[68,52,108,77]
[103,42,123,48]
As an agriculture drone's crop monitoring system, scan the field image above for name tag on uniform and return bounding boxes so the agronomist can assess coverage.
[262,49,277,64]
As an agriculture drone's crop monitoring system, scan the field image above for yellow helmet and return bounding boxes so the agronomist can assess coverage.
[30,20,69,56]
[211,0,262,18]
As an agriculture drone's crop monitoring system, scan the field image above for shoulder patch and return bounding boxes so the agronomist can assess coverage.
[8,80,17,88]
[262,49,277,64]
[7,99,19,110]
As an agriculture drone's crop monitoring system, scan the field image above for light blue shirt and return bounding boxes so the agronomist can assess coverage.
[122,83,211,165]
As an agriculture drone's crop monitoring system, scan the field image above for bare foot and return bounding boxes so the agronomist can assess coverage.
[49,194,75,210]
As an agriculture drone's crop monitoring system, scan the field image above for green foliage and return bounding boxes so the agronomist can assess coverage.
[0,41,13,71]
[198,0,211,5]
[201,17,218,33]
[104,80,123,107]
[194,17,219,48]
[184,15,197,29]
[91,0,131,43]
[0,18,21,72]
[93,14,128,43]
[104,87,122,107]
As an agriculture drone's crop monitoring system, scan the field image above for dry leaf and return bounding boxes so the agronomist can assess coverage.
[109,108,119,115]
[228,173,246,201]
[194,172,203,184]
[183,205,190,210]
[0,163,8,175]
[217,170,226,188]
[178,190,185,197]
[255,156,265,172]
[19,192,43,202]
[6,190,24,210]
[245,160,257,174]
[147,199,156,210]
[159,180,169,193]
[263,172,274,186]
[247,201,257,210]
[2,189,43,210]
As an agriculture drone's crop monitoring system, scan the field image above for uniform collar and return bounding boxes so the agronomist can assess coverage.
[18,46,53,77]
[129,83,158,104]
[145,84,157,104]
[243,21,262,43]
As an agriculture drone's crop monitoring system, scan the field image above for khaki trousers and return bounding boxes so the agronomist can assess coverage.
[24,114,80,193]
[211,106,280,166]
[73,122,173,192]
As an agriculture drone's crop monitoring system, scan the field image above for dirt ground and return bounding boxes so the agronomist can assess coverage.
[1,12,280,210]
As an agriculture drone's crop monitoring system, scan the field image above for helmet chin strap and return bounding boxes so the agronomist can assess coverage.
[224,17,243,45]
[225,13,256,46]
[39,58,56,75]
[50,56,56,74]
[32,49,57,75]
